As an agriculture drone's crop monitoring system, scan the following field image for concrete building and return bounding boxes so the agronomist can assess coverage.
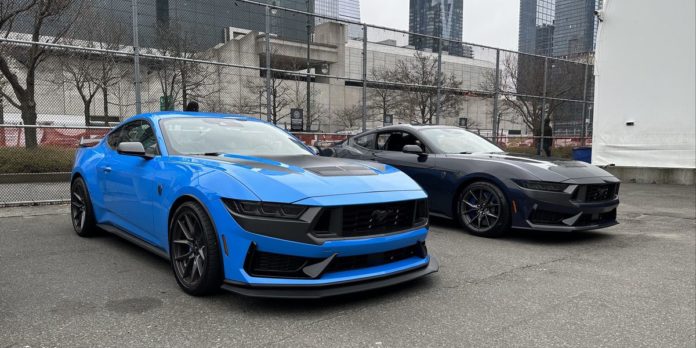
[12,0,313,50]
[408,0,473,58]
[1,20,526,135]
[315,0,362,39]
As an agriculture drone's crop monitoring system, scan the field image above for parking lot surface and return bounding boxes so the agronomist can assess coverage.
[0,183,694,347]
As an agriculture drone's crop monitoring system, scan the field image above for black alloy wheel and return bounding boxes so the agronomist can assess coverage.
[71,177,97,237]
[170,201,222,296]
[457,181,510,237]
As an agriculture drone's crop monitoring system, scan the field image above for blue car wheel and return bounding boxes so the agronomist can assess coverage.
[70,177,98,237]
[170,201,223,296]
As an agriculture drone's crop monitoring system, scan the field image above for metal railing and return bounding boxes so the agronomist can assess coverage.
[0,0,595,205]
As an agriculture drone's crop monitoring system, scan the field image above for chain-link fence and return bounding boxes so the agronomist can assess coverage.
[0,0,594,205]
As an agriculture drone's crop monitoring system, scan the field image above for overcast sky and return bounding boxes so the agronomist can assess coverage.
[359,0,519,51]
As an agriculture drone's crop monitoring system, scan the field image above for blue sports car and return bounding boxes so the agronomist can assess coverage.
[71,112,437,298]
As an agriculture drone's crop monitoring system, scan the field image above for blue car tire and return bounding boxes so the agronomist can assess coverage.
[169,201,224,296]
[70,177,98,237]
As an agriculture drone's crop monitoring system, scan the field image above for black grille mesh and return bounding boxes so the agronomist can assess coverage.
[245,244,425,279]
[342,200,416,237]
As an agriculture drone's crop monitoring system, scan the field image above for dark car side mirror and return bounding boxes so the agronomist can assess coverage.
[117,142,152,159]
[402,144,425,155]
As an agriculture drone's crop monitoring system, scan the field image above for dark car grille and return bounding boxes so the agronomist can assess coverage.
[245,243,427,279]
[573,183,620,202]
[312,199,428,239]
[529,208,617,226]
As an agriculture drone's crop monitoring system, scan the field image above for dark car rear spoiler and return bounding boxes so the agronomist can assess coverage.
[79,137,102,148]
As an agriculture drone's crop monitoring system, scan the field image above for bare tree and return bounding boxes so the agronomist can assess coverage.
[0,76,6,145]
[333,104,363,130]
[0,0,85,148]
[87,15,129,124]
[288,81,326,131]
[52,50,101,126]
[147,22,220,111]
[237,73,292,124]
[391,51,463,124]
[483,53,584,141]
[367,67,398,122]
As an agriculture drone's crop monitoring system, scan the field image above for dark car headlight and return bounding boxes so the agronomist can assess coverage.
[513,180,569,192]
[224,199,307,219]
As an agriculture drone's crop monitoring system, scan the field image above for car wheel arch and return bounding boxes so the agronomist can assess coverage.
[167,194,213,239]
[451,174,511,219]
[167,194,226,272]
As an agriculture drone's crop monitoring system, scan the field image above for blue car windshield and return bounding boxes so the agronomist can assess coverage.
[160,117,311,156]
[419,127,503,154]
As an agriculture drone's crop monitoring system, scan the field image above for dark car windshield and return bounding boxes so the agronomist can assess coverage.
[419,127,503,154]
[160,117,311,156]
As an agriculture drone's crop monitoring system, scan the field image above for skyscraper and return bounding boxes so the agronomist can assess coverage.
[314,0,362,39]
[408,0,472,58]
[518,0,599,59]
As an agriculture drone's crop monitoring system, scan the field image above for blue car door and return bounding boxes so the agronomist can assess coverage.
[99,120,160,244]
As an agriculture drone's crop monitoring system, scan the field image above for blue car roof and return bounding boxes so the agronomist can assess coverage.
[123,111,265,124]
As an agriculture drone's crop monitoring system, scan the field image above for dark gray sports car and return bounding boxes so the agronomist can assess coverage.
[324,125,619,237]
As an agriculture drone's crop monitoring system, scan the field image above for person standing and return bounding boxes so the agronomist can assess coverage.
[184,101,199,112]
[542,118,553,157]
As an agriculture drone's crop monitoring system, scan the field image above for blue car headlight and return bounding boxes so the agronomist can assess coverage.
[224,199,307,219]
[513,180,569,192]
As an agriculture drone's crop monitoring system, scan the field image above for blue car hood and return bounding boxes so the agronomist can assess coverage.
[189,154,423,203]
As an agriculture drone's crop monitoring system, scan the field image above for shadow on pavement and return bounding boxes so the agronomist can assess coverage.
[429,216,615,245]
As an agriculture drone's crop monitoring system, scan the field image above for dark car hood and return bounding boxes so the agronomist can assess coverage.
[445,152,616,181]
[185,154,423,203]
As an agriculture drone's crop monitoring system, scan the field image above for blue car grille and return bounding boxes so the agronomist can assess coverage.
[313,199,428,239]
[245,243,426,279]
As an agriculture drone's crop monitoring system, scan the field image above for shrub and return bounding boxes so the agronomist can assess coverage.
[0,147,76,174]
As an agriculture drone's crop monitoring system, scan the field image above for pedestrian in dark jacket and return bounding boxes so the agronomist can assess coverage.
[184,101,199,112]
[542,118,553,157]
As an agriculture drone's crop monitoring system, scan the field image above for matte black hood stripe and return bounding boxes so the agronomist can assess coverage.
[190,155,384,176]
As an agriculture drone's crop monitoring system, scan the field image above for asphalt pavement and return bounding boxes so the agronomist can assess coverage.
[0,183,694,347]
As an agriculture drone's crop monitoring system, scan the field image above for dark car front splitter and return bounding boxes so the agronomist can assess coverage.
[221,257,439,299]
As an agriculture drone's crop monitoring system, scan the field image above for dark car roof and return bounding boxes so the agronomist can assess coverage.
[358,124,461,135]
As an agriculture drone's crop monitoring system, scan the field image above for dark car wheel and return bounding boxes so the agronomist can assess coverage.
[456,181,510,238]
[71,177,98,237]
[169,201,223,296]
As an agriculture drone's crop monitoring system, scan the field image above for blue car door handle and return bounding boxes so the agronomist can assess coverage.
[101,166,112,173]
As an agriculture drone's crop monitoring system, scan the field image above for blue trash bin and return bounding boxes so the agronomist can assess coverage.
[572,146,592,163]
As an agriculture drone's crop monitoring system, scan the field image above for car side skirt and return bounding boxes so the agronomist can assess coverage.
[97,223,170,260]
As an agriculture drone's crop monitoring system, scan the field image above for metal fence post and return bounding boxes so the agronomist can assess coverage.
[306,0,312,127]
[580,62,589,146]
[492,48,500,143]
[538,57,548,156]
[435,38,442,125]
[131,0,142,115]
[361,24,367,132]
[265,5,272,123]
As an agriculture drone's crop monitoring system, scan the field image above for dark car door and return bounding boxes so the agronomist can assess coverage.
[373,131,441,204]
[98,120,160,243]
[338,133,377,160]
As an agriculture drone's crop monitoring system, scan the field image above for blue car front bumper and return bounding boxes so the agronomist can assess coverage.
[222,255,438,299]
[209,191,438,298]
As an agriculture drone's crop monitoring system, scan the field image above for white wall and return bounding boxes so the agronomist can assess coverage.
[592,0,696,168]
